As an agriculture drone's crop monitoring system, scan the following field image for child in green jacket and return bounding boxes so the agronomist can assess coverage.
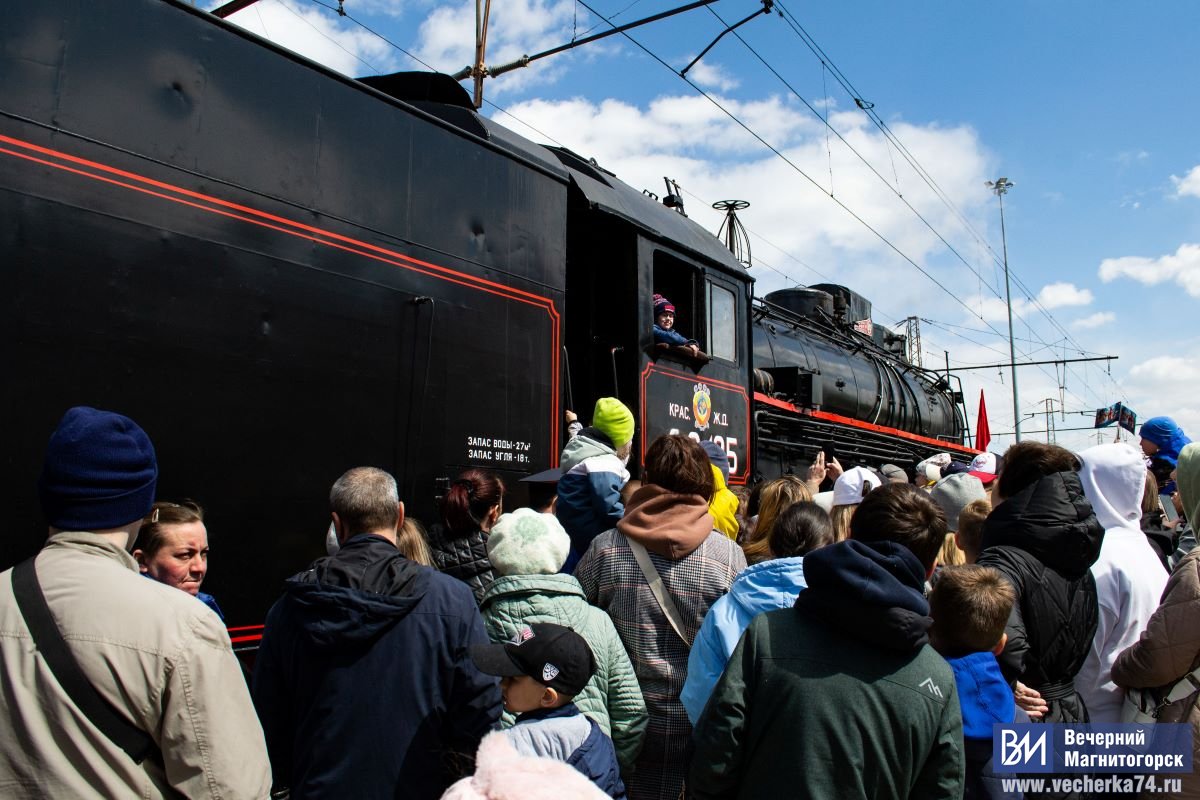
[479,508,647,774]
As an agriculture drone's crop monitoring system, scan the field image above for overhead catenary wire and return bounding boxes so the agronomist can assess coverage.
[295,0,578,149]
[561,0,1023,349]
[701,3,1016,325]
[624,1,1104,411]
[303,0,432,70]
[769,0,1120,406]
[568,2,1109,416]
[774,10,1102,352]
[920,317,1112,355]
[678,152,1095,407]
[667,191,1017,395]
[722,3,1114,417]
[292,0,1119,422]
[677,186,833,283]
[297,0,1098,390]
[788,1,1122,408]
[679,200,1023,389]
[774,1,1003,296]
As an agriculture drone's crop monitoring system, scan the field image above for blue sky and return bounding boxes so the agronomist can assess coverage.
[213,0,1200,452]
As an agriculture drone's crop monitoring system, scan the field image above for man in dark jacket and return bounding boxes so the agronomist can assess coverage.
[689,483,964,799]
[976,441,1104,725]
[253,467,501,799]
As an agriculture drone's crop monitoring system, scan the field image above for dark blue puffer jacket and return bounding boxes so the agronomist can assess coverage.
[507,703,626,799]
[252,534,502,799]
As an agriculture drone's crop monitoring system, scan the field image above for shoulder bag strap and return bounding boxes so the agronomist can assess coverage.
[624,536,693,646]
[11,558,159,764]
[1162,664,1200,705]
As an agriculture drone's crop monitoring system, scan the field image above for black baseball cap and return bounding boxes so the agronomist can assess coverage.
[469,622,596,696]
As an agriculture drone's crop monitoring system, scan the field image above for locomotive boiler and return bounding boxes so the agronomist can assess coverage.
[750,285,973,475]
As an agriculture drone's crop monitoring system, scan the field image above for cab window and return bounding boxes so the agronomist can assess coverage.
[708,281,736,362]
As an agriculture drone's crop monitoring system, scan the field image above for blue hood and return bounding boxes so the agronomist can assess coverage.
[729,556,807,617]
[947,651,1015,739]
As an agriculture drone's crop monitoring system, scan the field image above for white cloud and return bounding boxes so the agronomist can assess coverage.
[1131,356,1200,383]
[1125,355,1200,444]
[972,295,1032,323]
[1071,311,1115,330]
[1170,165,1200,198]
[1115,150,1149,166]
[967,282,1093,323]
[217,0,399,76]
[1036,281,1093,309]
[685,60,740,92]
[496,94,991,293]
[1098,243,1200,297]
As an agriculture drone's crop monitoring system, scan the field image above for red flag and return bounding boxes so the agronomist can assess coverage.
[976,390,991,452]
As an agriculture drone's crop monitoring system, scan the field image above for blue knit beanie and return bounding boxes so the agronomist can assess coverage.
[38,407,158,530]
[700,440,730,482]
[1139,416,1192,465]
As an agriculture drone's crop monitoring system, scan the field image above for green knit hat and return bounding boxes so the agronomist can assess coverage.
[593,397,634,448]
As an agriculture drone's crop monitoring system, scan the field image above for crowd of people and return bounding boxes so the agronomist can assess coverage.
[0,401,1197,800]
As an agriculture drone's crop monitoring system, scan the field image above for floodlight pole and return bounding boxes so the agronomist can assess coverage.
[988,177,1020,442]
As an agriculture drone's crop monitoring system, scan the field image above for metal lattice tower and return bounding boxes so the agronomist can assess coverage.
[713,200,752,268]
[905,316,922,367]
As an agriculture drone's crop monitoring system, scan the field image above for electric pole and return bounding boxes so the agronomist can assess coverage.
[986,177,1020,442]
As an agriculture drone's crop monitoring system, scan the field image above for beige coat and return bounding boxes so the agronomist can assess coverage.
[0,532,271,798]
[1111,546,1200,799]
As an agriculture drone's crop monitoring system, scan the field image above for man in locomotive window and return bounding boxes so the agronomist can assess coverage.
[651,293,705,360]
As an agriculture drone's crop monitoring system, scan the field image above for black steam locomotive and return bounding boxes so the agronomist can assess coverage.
[0,0,973,629]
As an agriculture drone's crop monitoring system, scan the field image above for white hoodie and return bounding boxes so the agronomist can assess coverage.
[1076,442,1169,722]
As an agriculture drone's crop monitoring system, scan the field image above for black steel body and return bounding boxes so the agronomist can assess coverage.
[1,0,966,630]
[1,0,569,624]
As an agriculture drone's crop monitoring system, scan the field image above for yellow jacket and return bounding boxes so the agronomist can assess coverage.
[709,465,740,539]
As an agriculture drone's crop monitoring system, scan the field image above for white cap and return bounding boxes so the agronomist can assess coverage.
[915,452,953,486]
[968,452,1002,484]
[833,466,883,507]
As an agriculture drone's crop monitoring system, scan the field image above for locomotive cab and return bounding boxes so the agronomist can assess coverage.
[643,250,752,486]
[556,152,753,486]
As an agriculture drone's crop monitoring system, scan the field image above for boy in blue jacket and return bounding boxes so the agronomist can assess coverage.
[470,623,627,799]
[928,565,1024,800]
